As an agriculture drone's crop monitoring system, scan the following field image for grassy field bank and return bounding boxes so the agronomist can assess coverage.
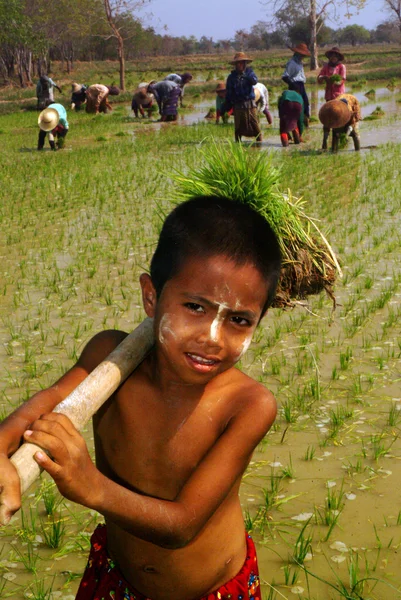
[0,59,401,598]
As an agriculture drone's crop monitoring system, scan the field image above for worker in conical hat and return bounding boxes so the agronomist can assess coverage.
[318,47,346,101]
[224,52,262,142]
[37,101,69,151]
[71,83,87,111]
[319,93,361,151]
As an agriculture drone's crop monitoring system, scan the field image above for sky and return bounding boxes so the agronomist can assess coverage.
[147,1,387,41]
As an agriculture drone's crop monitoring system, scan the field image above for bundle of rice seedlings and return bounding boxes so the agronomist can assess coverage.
[170,140,341,307]
[329,74,343,84]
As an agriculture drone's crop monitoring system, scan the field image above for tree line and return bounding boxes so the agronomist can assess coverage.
[0,0,399,89]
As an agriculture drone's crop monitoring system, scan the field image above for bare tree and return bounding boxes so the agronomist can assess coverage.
[103,0,151,90]
[381,0,401,35]
[264,0,367,69]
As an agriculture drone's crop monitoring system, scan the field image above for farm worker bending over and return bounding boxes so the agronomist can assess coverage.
[278,89,304,147]
[36,74,62,110]
[224,52,262,142]
[254,82,273,124]
[282,43,310,127]
[318,47,346,101]
[0,195,280,600]
[131,83,155,118]
[148,80,181,121]
[85,84,120,114]
[214,82,233,124]
[71,82,87,111]
[37,102,69,151]
[319,93,361,151]
[164,72,193,106]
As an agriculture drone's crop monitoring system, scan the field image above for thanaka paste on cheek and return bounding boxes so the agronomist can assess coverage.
[158,314,176,344]
[234,334,253,361]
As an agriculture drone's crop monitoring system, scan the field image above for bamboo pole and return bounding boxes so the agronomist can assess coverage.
[7,318,154,511]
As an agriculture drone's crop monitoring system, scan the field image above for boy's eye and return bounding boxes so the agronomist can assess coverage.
[185,302,204,313]
[230,316,251,327]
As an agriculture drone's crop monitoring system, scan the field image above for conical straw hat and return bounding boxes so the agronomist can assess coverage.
[319,100,351,129]
[38,107,59,132]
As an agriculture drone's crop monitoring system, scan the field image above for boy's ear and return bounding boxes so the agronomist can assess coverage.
[139,273,157,317]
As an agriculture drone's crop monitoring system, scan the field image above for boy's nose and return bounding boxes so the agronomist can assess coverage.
[197,315,225,349]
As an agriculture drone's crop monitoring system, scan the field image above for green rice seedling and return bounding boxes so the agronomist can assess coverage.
[280,455,295,479]
[265,583,279,600]
[283,564,300,586]
[262,470,283,511]
[244,508,255,532]
[39,479,62,516]
[316,481,345,541]
[329,405,354,431]
[304,445,316,461]
[370,433,398,461]
[339,347,352,370]
[291,517,313,565]
[281,399,298,424]
[17,506,39,543]
[301,549,397,599]
[343,458,365,476]
[14,539,40,573]
[27,575,55,600]
[40,515,66,549]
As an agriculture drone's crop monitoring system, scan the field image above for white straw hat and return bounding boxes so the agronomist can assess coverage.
[38,107,59,131]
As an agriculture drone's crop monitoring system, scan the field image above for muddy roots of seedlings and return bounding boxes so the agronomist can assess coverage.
[273,248,337,308]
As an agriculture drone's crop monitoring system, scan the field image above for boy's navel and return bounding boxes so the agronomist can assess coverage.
[143,565,158,573]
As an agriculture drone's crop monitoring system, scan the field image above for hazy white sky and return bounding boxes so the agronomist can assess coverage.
[147,1,386,40]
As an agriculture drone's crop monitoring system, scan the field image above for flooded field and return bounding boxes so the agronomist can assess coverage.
[0,76,401,599]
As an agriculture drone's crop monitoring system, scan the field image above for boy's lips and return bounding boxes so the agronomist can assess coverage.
[185,352,221,373]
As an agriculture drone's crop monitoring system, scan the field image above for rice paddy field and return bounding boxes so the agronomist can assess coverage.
[0,46,401,599]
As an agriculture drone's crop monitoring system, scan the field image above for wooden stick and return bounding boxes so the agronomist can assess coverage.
[9,318,154,498]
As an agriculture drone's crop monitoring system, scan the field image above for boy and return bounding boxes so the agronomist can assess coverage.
[0,196,281,600]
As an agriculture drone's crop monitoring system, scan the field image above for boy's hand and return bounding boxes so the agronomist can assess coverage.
[0,453,22,525]
[23,413,102,508]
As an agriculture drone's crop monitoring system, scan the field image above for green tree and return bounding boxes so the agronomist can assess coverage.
[337,24,371,45]
[264,0,368,69]
[103,0,151,90]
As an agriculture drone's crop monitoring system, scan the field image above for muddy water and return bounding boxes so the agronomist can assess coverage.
[131,82,401,149]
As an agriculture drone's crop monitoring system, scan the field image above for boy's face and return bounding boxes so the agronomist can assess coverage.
[140,255,268,385]
[329,54,339,64]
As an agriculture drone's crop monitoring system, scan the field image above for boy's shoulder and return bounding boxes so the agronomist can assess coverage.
[77,328,129,372]
[216,367,277,430]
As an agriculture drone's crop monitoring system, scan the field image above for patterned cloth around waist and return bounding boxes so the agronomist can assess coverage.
[75,524,261,600]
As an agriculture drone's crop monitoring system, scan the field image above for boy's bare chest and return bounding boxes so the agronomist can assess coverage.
[93,379,228,498]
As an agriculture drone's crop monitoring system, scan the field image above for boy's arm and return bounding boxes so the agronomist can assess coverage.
[0,330,126,524]
[26,385,276,549]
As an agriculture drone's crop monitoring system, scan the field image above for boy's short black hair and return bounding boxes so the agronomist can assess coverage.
[150,195,282,313]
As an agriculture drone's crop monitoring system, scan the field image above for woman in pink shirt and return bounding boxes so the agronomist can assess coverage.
[318,47,346,101]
